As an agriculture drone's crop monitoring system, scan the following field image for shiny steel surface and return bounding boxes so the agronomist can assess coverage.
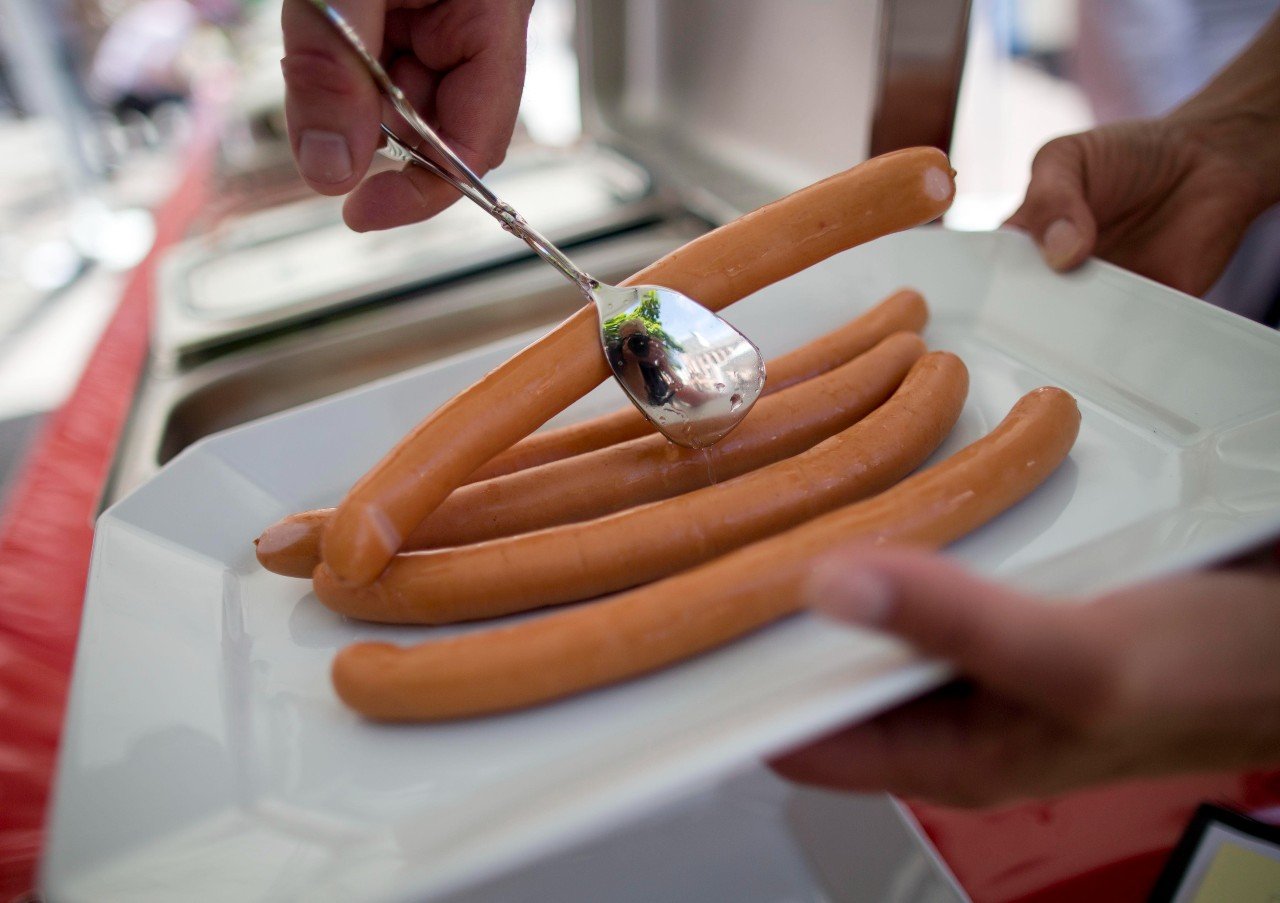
[576,0,970,215]
[306,0,766,448]
[104,220,708,508]
[869,0,972,156]
[593,283,765,447]
[157,145,661,361]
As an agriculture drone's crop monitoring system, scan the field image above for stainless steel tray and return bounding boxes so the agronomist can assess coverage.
[106,218,707,506]
[156,144,661,359]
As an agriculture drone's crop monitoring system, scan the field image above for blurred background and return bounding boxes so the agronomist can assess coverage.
[0,0,1276,505]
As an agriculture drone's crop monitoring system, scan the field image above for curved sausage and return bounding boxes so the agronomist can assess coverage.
[313,351,968,623]
[322,148,957,586]
[360,332,927,547]
[254,299,926,578]
[331,387,1080,720]
[258,331,925,575]
[465,288,929,482]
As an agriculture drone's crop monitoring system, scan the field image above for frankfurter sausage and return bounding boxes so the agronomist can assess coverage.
[331,386,1080,721]
[313,351,967,623]
[322,148,957,586]
[358,332,927,548]
[254,302,927,578]
[258,331,925,575]
[464,288,929,482]
[254,509,328,578]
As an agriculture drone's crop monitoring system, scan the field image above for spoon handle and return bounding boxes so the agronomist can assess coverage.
[303,0,598,295]
[379,128,597,294]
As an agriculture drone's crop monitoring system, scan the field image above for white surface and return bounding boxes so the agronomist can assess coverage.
[44,229,1280,902]
[357,769,965,903]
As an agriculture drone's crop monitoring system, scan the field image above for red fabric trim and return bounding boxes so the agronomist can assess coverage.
[0,125,217,898]
[909,768,1280,902]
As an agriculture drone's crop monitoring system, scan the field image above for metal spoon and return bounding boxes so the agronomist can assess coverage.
[303,0,766,448]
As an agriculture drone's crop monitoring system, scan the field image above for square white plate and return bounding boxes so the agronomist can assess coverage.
[45,229,1280,902]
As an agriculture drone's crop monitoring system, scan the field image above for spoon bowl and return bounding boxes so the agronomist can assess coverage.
[595,284,765,448]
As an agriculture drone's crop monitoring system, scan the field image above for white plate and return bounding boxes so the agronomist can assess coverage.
[44,229,1280,902]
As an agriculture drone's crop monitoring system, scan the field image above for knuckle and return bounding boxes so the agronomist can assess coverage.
[1027,139,1086,196]
[443,5,493,52]
[281,49,361,100]
[1032,136,1064,161]
[1032,133,1083,168]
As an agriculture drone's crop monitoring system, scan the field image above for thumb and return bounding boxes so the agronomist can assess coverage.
[808,546,1099,714]
[1005,135,1098,272]
[280,0,386,194]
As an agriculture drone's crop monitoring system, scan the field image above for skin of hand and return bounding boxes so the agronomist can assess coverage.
[1007,10,1280,295]
[281,0,534,232]
[771,546,1280,808]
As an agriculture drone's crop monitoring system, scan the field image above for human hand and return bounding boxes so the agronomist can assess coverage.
[1007,7,1280,296]
[1005,115,1280,296]
[281,0,533,231]
[772,547,1280,808]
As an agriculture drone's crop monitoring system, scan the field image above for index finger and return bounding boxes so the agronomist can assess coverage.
[281,0,387,194]
[417,0,530,172]
[342,0,531,230]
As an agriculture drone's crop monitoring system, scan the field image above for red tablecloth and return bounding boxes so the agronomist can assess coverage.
[0,128,216,897]
[912,768,1280,901]
[0,128,1276,899]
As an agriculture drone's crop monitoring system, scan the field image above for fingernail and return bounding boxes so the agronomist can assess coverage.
[298,129,352,185]
[807,561,895,628]
[1041,218,1082,270]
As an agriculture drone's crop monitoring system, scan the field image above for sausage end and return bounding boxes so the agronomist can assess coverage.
[255,513,326,578]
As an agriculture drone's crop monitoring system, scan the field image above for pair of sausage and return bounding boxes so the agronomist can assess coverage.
[256,322,929,577]
[464,288,928,481]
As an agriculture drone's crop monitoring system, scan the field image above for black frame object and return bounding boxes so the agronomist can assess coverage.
[1148,802,1280,902]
